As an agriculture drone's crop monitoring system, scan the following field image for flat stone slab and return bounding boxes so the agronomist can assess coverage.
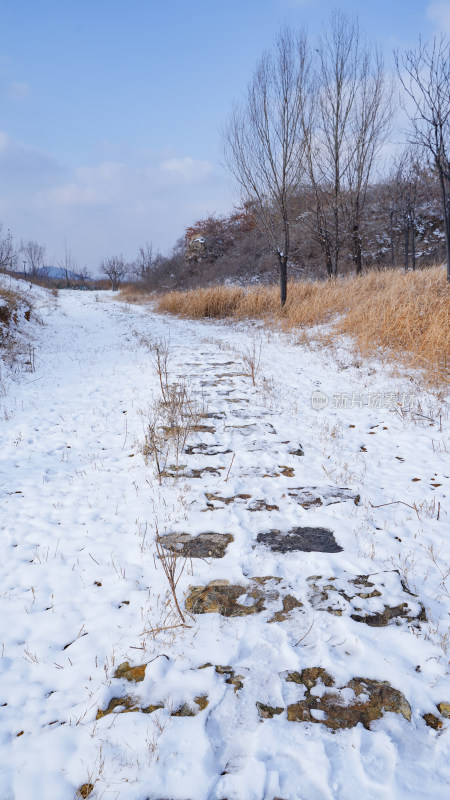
[287,486,360,508]
[256,527,343,553]
[205,492,252,507]
[185,577,303,620]
[248,499,280,512]
[161,465,225,479]
[307,571,426,627]
[282,668,411,729]
[185,443,232,456]
[224,422,276,436]
[159,532,234,559]
[186,580,268,616]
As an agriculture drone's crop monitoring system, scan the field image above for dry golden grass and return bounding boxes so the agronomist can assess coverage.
[119,283,155,303]
[155,267,450,384]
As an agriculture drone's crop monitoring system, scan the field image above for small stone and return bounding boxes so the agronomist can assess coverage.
[194,695,209,710]
[268,594,303,623]
[142,704,164,714]
[279,466,295,477]
[437,702,450,718]
[289,446,304,456]
[248,499,280,512]
[188,466,224,478]
[77,785,94,799]
[423,713,443,730]
[215,665,244,692]
[288,486,360,509]
[256,702,284,719]
[96,696,138,720]
[286,667,334,689]
[205,492,251,505]
[172,703,196,717]
[114,661,147,682]
[215,664,234,675]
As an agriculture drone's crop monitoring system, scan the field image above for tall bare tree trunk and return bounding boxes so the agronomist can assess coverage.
[404,221,410,270]
[223,28,311,305]
[389,208,395,266]
[277,252,288,305]
[396,35,450,281]
[437,165,450,281]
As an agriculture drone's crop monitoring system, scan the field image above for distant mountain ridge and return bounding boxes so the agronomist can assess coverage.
[37,266,84,280]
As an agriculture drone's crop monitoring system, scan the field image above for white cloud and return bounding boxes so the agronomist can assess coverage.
[427,1,450,33]
[44,162,128,206]
[160,156,213,183]
[42,156,215,209]
[0,132,232,270]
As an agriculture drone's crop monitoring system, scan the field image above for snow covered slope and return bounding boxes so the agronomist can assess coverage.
[0,289,449,800]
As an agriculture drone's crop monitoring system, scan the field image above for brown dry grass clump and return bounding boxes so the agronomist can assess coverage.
[156,266,450,383]
[119,283,155,304]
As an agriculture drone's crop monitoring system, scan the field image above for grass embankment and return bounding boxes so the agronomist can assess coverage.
[155,267,450,384]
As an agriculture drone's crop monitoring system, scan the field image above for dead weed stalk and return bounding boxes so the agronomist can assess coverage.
[242,339,262,386]
[155,528,187,624]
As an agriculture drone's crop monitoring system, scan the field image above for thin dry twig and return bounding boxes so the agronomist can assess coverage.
[225,452,235,482]
[295,620,314,646]
[369,499,420,519]
[139,623,189,636]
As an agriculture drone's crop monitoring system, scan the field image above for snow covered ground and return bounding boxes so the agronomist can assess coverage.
[0,283,449,800]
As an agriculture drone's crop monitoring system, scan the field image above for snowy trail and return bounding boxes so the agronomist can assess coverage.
[0,288,449,800]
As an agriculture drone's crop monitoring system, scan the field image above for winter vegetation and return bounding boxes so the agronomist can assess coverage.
[154,266,449,385]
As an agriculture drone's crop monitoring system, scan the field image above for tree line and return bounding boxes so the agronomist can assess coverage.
[220,12,450,303]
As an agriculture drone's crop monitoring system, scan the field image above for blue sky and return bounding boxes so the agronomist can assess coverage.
[0,0,449,272]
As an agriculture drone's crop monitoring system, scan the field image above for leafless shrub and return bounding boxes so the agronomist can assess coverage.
[149,338,171,402]
[142,410,169,484]
[141,338,206,479]
[242,339,262,386]
[155,527,187,624]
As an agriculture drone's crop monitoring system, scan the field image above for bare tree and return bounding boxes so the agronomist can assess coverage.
[132,242,156,283]
[223,28,311,305]
[396,35,450,281]
[308,11,392,277]
[344,51,393,273]
[58,240,78,287]
[0,225,17,272]
[78,265,91,282]
[100,255,128,291]
[390,149,423,271]
[21,239,46,275]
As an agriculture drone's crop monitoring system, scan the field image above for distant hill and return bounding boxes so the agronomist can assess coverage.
[37,266,84,280]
